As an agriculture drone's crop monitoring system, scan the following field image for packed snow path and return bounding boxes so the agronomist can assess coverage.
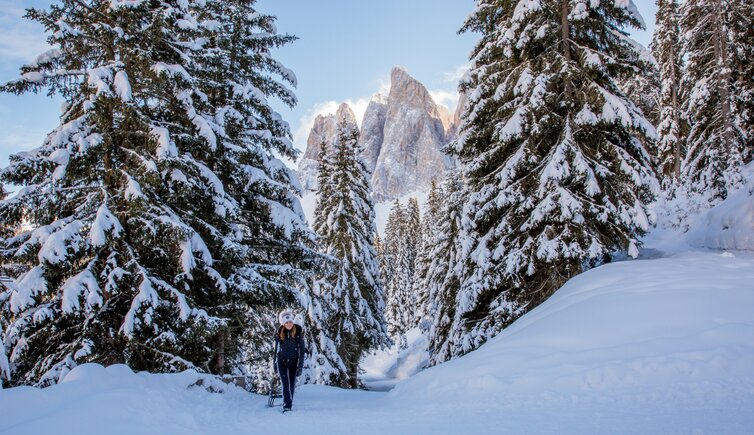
[2,251,754,434]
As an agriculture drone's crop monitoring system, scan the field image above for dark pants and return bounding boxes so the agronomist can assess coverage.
[277,357,298,409]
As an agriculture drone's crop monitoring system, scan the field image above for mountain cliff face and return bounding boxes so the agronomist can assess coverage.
[359,93,388,176]
[446,89,467,139]
[298,66,459,200]
[298,103,357,191]
[370,67,455,201]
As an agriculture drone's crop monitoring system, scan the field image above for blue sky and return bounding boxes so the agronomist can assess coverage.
[0,0,657,169]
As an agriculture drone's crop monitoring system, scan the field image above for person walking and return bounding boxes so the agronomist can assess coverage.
[275,310,305,412]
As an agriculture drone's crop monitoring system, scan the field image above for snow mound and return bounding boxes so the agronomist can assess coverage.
[685,181,754,251]
[389,251,754,432]
[360,327,429,391]
[1,364,250,435]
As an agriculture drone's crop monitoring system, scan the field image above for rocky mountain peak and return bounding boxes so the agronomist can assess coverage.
[298,103,357,190]
[388,66,440,117]
[370,67,456,200]
[335,102,357,127]
[298,66,459,200]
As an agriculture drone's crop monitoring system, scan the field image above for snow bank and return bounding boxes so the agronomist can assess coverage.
[390,251,754,433]
[0,364,250,435]
[360,327,429,391]
[685,181,754,251]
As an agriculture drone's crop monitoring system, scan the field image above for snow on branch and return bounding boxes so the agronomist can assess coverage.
[89,202,124,247]
[61,268,103,313]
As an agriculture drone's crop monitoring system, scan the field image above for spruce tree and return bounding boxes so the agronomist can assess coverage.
[0,184,8,242]
[449,0,657,356]
[413,180,442,329]
[653,0,685,185]
[0,249,10,386]
[425,170,464,365]
[298,277,348,386]
[0,186,9,386]
[312,117,387,388]
[312,140,332,237]
[0,326,8,387]
[381,199,419,339]
[728,0,754,162]
[374,232,383,261]
[0,0,316,386]
[680,0,746,200]
[381,200,403,337]
[619,57,661,128]
[303,140,349,387]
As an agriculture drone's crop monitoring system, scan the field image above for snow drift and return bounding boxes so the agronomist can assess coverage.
[392,252,754,404]
[685,180,754,251]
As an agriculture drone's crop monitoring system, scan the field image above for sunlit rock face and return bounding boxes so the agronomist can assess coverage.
[298,66,460,201]
[297,103,357,191]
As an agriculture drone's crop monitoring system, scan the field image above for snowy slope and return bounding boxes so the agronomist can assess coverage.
[360,327,429,391]
[685,180,754,251]
[2,248,753,434]
[390,251,754,434]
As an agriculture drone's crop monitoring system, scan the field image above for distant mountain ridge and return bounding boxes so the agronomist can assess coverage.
[297,66,462,201]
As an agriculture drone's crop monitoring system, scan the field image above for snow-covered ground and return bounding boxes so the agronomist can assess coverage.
[2,250,752,434]
[2,180,753,434]
[360,327,429,391]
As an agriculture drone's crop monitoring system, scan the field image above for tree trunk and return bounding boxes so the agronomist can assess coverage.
[670,43,682,180]
[215,332,226,374]
[561,0,574,101]
[713,0,733,155]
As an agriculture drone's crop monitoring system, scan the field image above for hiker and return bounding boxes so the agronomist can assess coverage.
[276,310,305,412]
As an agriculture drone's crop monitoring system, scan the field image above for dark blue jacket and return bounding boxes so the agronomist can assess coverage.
[276,324,305,369]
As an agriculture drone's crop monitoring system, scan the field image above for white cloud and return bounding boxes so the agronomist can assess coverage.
[429,89,460,113]
[375,77,391,97]
[427,64,471,111]
[440,64,471,84]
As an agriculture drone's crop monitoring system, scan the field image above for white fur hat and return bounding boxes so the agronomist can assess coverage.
[278,310,295,326]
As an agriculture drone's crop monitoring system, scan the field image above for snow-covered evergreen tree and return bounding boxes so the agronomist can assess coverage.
[312,140,333,237]
[374,232,383,260]
[413,181,442,328]
[406,198,422,260]
[301,141,350,387]
[0,328,8,388]
[728,0,754,162]
[380,200,402,336]
[448,0,657,356]
[680,0,746,200]
[422,171,464,366]
[0,184,8,241]
[619,56,661,128]
[0,259,10,386]
[297,277,347,387]
[380,199,420,339]
[0,0,317,387]
[652,0,685,185]
[312,117,387,388]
